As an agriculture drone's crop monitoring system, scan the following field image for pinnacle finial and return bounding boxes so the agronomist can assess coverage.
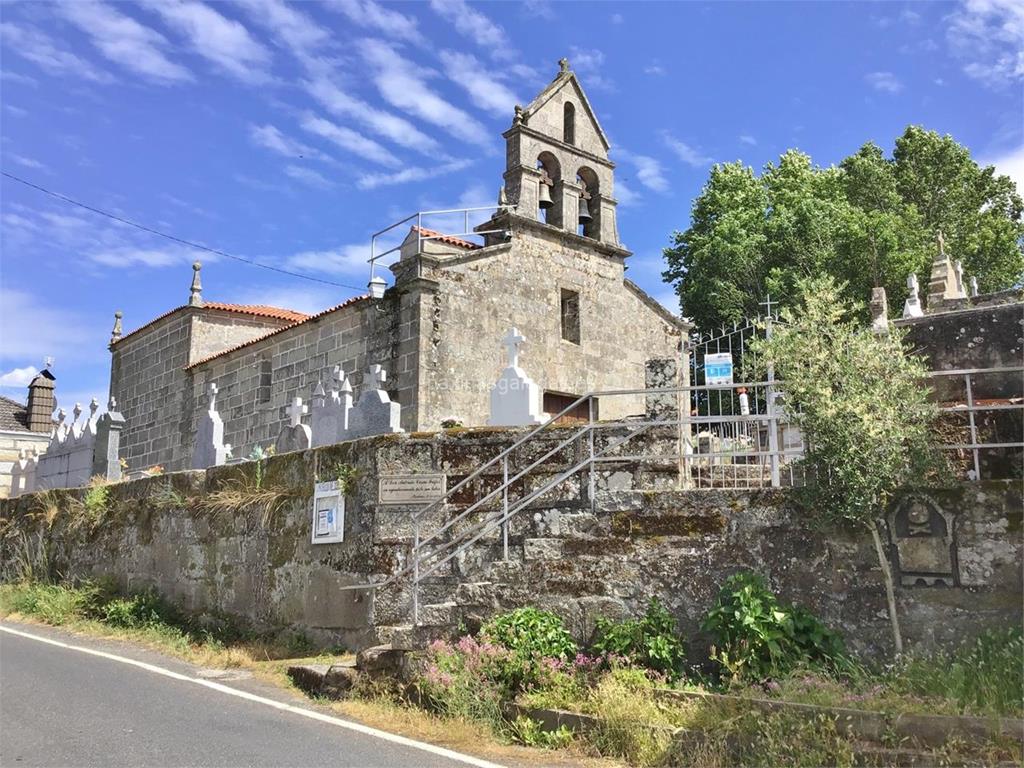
[559,57,570,74]
[110,310,123,345]
[189,261,204,307]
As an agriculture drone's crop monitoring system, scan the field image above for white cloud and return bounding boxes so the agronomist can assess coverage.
[9,154,47,171]
[285,243,370,277]
[947,0,1024,88]
[429,0,510,56]
[644,63,666,76]
[90,246,207,268]
[0,70,39,87]
[739,134,757,146]
[0,365,39,387]
[141,0,272,83]
[0,289,97,363]
[5,105,29,118]
[324,0,421,44]
[358,39,489,146]
[357,159,473,190]
[304,76,440,154]
[610,13,624,24]
[661,132,713,167]
[569,46,615,91]
[865,70,903,94]
[439,50,518,117]
[59,2,193,84]
[617,149,670,193]
[0,22,113,82]
[982,143,1024,193]
[233,0,330,64]
[249,123,319,159]
[615,179,640,207]
[300,114,400,167]
[522,0,555,20]
[231,284,341,314]
[284,164,334,189]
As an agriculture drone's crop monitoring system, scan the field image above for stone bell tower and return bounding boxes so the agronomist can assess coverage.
[502,58,620,247]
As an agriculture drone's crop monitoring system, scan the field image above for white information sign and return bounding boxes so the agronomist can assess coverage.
[311,480,345,544]
[704,352,734,386]
[378,474,447,505]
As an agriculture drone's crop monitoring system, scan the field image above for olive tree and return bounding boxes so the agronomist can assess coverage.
[753,276,944,654]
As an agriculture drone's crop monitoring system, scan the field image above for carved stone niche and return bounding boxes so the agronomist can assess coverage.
[888,495,958,587]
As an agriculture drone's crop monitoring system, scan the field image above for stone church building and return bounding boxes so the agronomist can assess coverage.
[107,62,685,472]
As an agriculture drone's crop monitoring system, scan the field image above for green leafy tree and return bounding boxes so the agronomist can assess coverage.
[752,276,945,654]
[664,128,1023,330]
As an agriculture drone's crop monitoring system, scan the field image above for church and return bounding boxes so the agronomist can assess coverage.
[107,61,686,473]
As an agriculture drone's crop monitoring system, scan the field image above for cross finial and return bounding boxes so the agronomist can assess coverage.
[286,396,307,427]
[366,364,386,390]
[501,327,526,369]
[759,294,777,318]
[189,261,204,307]
[44,356,54,369]
[207,382,218,412]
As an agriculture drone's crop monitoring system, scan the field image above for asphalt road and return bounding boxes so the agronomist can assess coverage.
[0,623,498,768]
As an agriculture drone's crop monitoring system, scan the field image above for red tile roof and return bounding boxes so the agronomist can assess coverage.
[113,303,309,346]
[411,226,481,251]
[186,295,369,369]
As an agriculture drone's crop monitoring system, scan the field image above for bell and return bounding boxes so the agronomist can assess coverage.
[538,181,554,210]
[577,195,592,224]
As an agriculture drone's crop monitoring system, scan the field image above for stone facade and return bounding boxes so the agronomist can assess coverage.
[104,63,685,472]
[2,430,1018,659]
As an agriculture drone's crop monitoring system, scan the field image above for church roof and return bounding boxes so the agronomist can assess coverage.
[0,395,30,432]
[113,302,309,346]
[186,294,369,370]
[410,226,481,250]
[520,63,610,152]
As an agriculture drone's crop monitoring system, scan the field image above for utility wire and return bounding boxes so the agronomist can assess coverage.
[1,171,365,291]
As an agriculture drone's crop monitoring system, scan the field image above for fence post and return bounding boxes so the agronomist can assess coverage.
[765,314,781,487]
[965,373,981,480]
[502,455,509,560]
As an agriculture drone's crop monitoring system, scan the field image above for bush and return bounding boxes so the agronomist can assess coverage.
[100,588,181,630]
[702,572,848,681]
[591,598,686,681]
[417,636,511,727]
[480,607,577,687]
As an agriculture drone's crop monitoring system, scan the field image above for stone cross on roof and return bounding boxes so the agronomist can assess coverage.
[502,327,526,369]
[286,396,307,427]
[366,364,387,390]
[207,382,218,412]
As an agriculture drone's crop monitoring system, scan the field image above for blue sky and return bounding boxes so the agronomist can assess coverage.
[1,0,1021,411]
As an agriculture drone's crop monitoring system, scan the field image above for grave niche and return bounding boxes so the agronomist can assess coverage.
[888,495,958,587]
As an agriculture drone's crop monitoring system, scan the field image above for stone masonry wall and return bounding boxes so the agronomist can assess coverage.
[2,429,1018,659]
[0,430,49,498]
[410,219,683,431]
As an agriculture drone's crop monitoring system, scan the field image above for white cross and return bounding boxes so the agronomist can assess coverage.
[907,273,920,296]
[332,364,344,389]
[366,364,387,391]
[207,382,218,412]
[502,327,526,368]
[286,396,307,427]
[759,294,777,318]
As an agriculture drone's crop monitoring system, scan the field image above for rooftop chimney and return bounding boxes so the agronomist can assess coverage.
[26,359,56,433]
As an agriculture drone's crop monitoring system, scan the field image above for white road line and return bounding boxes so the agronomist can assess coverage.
[0,623,505,768]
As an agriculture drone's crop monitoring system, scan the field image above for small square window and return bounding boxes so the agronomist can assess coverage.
[560,289,580,344]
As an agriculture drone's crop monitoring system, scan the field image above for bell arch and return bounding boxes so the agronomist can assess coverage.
[537,152,562,227]
[576,166,600,239]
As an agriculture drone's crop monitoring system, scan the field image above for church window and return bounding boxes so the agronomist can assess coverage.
[560,288,581,344]
[563,102,575,145]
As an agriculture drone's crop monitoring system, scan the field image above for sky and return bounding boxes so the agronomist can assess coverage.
[1,0,1021,412]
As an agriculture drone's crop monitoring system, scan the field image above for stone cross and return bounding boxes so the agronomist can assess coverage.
[502,328,526,369]
[286,396,308,427]
[191,383,228,469]
[870,286,889,334]
[207,382,218,412]
[903,274,924,319]
[953,260,966,298]
[366,364,387,391]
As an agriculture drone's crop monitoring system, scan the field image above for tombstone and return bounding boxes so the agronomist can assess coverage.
[869,286,889,334]
[926,231,960,308]
[953,260,967,299]
[93,397,126,481]
[192,384,231,469]
[347,365,403,439]
[275,396,312,453]
[311,365,353,448]
[902,274,924,319]
[488,328,544,426]
[887,495,957,586]
[969,276,979,298]
[11,449,37,497]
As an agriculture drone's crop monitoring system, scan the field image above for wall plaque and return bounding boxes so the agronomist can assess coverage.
[888,495,957,586]
[378,473,447,505]
[311,480,345,544]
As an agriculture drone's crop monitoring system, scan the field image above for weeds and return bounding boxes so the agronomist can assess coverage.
[506,716,573,749]
[199,475,302,529]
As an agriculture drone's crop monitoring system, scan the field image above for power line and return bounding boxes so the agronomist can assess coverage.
[1,171,365,291]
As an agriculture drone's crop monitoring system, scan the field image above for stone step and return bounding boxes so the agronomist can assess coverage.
[418,601,459,627]
[384,623,455,650]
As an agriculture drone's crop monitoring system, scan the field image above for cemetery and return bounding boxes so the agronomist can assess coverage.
[1,59,1022,766]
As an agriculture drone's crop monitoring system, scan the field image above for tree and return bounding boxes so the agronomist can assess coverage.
[664,128,1024,331]
[752,276,944,654]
